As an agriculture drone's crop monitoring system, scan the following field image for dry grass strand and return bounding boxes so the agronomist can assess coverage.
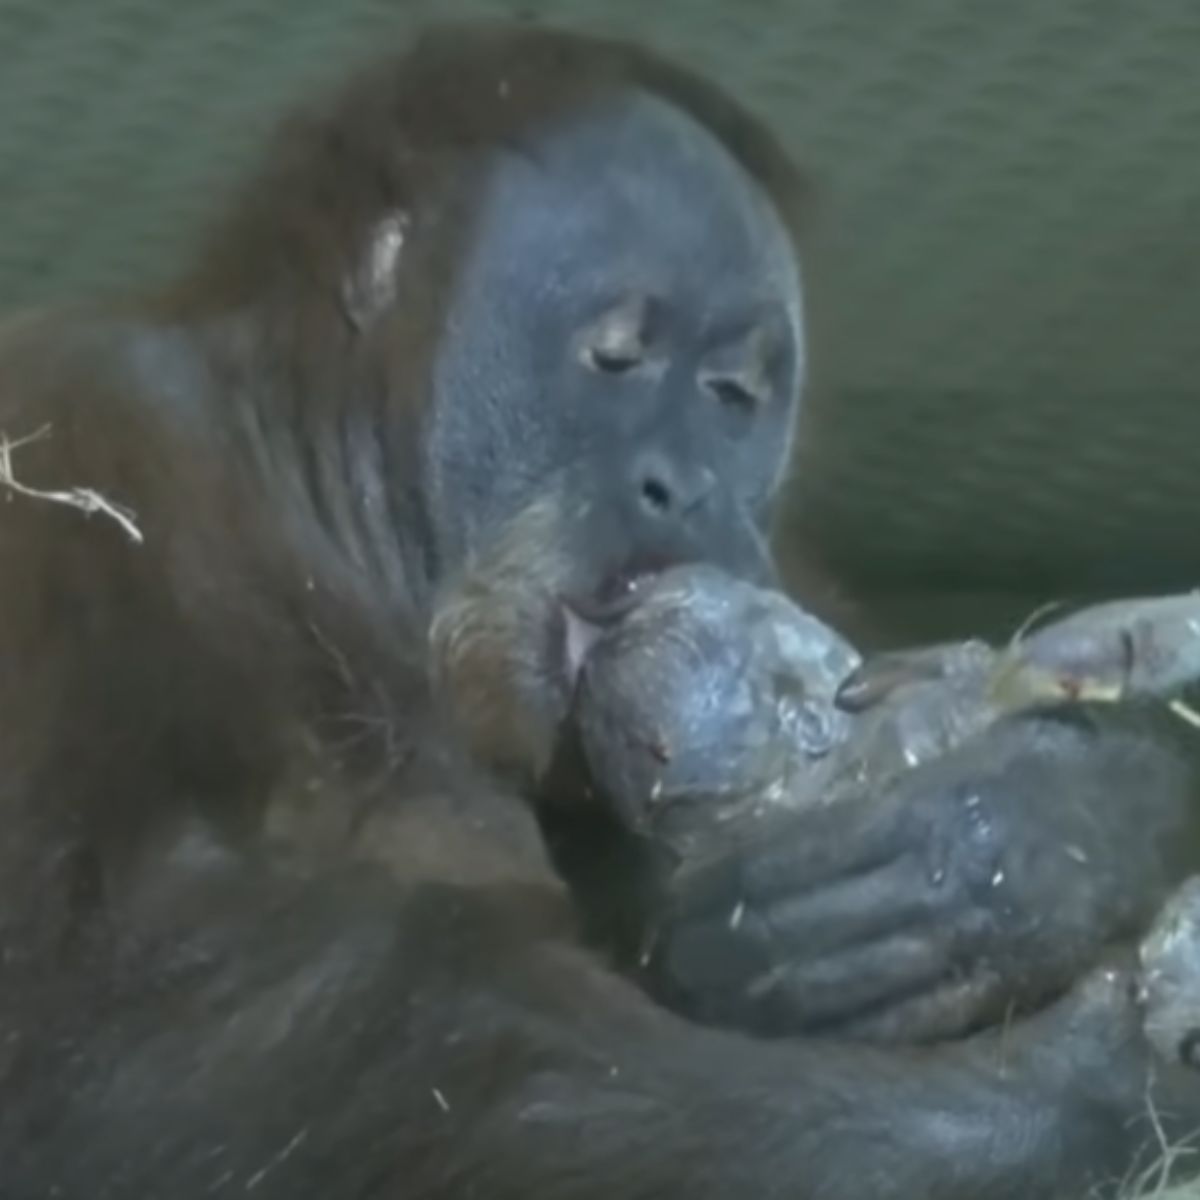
[0,425,144,545]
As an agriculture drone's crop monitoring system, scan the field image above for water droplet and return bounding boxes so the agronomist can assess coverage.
[1064,844,1088,864]
[729,901,746,930]
[991,869,1006,888]
[929,866,947,886]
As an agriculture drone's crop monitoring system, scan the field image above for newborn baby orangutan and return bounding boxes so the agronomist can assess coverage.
[566,566,1200,1064]
[570,565,1200,846]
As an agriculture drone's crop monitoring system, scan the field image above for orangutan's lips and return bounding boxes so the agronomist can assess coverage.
[559,569,663,689]
[568,574,653,624]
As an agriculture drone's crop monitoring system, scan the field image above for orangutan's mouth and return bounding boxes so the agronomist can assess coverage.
[558,562,673,689]
[566,570,659,624]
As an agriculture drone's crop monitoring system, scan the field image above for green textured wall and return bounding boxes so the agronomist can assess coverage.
[2,0,1199,638]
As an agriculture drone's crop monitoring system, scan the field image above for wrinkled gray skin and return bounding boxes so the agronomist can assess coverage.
[572,564,1004,847]
[570,564,861,836]
[572,567,1200,855]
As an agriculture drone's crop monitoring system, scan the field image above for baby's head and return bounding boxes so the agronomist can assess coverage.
[569,564,860,834]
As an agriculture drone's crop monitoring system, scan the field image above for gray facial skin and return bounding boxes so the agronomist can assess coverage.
[423,91,804,574]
